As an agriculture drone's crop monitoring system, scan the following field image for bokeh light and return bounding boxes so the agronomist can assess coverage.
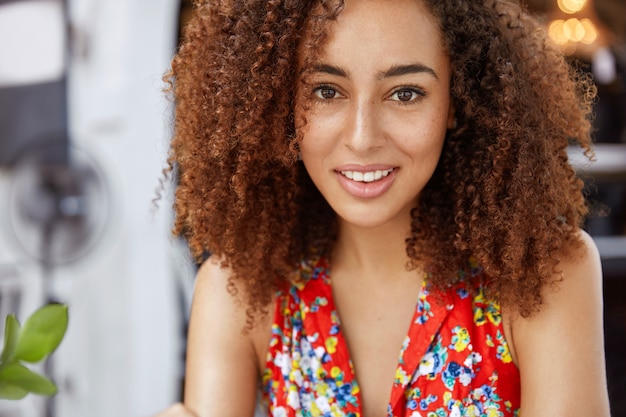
[548,17,598,49]
[557,0,587,14]
[580,18,598,44]
[564,18,585,42]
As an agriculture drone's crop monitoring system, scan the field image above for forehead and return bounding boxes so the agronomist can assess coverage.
[304,0,447,70]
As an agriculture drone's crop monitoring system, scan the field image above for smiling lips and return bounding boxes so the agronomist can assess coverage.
[335,167,397,198]
[339,168,393,183]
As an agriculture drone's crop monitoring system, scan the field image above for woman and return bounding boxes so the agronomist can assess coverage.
[158,0,610,415]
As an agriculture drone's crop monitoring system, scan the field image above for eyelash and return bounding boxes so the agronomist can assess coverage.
[310,84,427,104]
[389,86,426,104]
[312,84,343,102]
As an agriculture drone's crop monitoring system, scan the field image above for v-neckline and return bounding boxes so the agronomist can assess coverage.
[298,256,455,416]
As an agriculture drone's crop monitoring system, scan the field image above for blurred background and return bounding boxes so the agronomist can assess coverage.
[0,0,624,416]
[0,0,193,416]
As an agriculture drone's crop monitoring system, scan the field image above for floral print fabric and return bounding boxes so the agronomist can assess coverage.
[263,257,521,417]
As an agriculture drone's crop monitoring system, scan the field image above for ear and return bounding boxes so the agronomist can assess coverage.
[446,100,456,130]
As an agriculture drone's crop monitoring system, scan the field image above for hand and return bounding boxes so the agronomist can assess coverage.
[153,403,197,417]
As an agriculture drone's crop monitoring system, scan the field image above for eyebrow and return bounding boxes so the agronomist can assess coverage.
[378,64,438,80]
[311,63,350,78]
[310,63,439,80]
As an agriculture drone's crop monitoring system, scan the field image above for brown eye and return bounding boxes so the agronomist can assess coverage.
[314,86,339,99]
[390,87,425,103]
[396,90,414,101]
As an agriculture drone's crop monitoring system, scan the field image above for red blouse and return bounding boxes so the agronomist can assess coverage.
[263,256,521,416]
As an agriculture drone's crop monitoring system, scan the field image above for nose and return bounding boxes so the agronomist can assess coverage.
[344,98,383,154]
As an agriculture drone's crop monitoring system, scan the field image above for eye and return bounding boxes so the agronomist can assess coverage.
[313,85,342,100]
[389,87,425,103]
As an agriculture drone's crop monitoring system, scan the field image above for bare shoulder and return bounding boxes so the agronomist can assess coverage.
[184,256,260,417]
[195,257,275,367]
[558,229,602,289]
[508,230,610,416]
[193,256,244,314]
[189,257,254,341]
[540,230,603,312]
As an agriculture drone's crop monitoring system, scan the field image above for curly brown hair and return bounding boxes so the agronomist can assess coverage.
[167,0,595,319]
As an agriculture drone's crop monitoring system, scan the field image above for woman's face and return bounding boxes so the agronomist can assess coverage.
[297,0,454,231]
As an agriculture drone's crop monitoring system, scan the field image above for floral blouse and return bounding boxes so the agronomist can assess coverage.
[262,256,521,417]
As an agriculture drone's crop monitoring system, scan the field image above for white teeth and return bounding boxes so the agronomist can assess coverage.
[340,168,393,183]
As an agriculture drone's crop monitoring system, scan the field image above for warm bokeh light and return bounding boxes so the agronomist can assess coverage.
[564,18,585,42]
[580,18,598,44]
[549,19,569,45]
[557,0,587,14]
[548,17,598,50]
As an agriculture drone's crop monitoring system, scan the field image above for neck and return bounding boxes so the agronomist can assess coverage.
[331,216,418,282]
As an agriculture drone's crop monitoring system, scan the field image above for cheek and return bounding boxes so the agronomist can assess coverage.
[299,127,325,167]
[386,96,451,149]
[298,113,338,160]
[391,121,447,161]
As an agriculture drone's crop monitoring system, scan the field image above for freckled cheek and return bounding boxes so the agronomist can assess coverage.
[299,126,333,166]
[389,121,447,158]
[395,143,444,169]
[299,113,343,156]
[394,138,445,174]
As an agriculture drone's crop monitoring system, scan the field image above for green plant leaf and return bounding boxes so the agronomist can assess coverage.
[13,304,68,363]
[0,362,57,396]
[0,380,29,400]
[1,314,20,363]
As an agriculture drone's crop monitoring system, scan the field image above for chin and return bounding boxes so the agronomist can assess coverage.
[334,206,413,231]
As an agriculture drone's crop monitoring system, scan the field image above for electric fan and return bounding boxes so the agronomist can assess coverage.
[7,138,110,266]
